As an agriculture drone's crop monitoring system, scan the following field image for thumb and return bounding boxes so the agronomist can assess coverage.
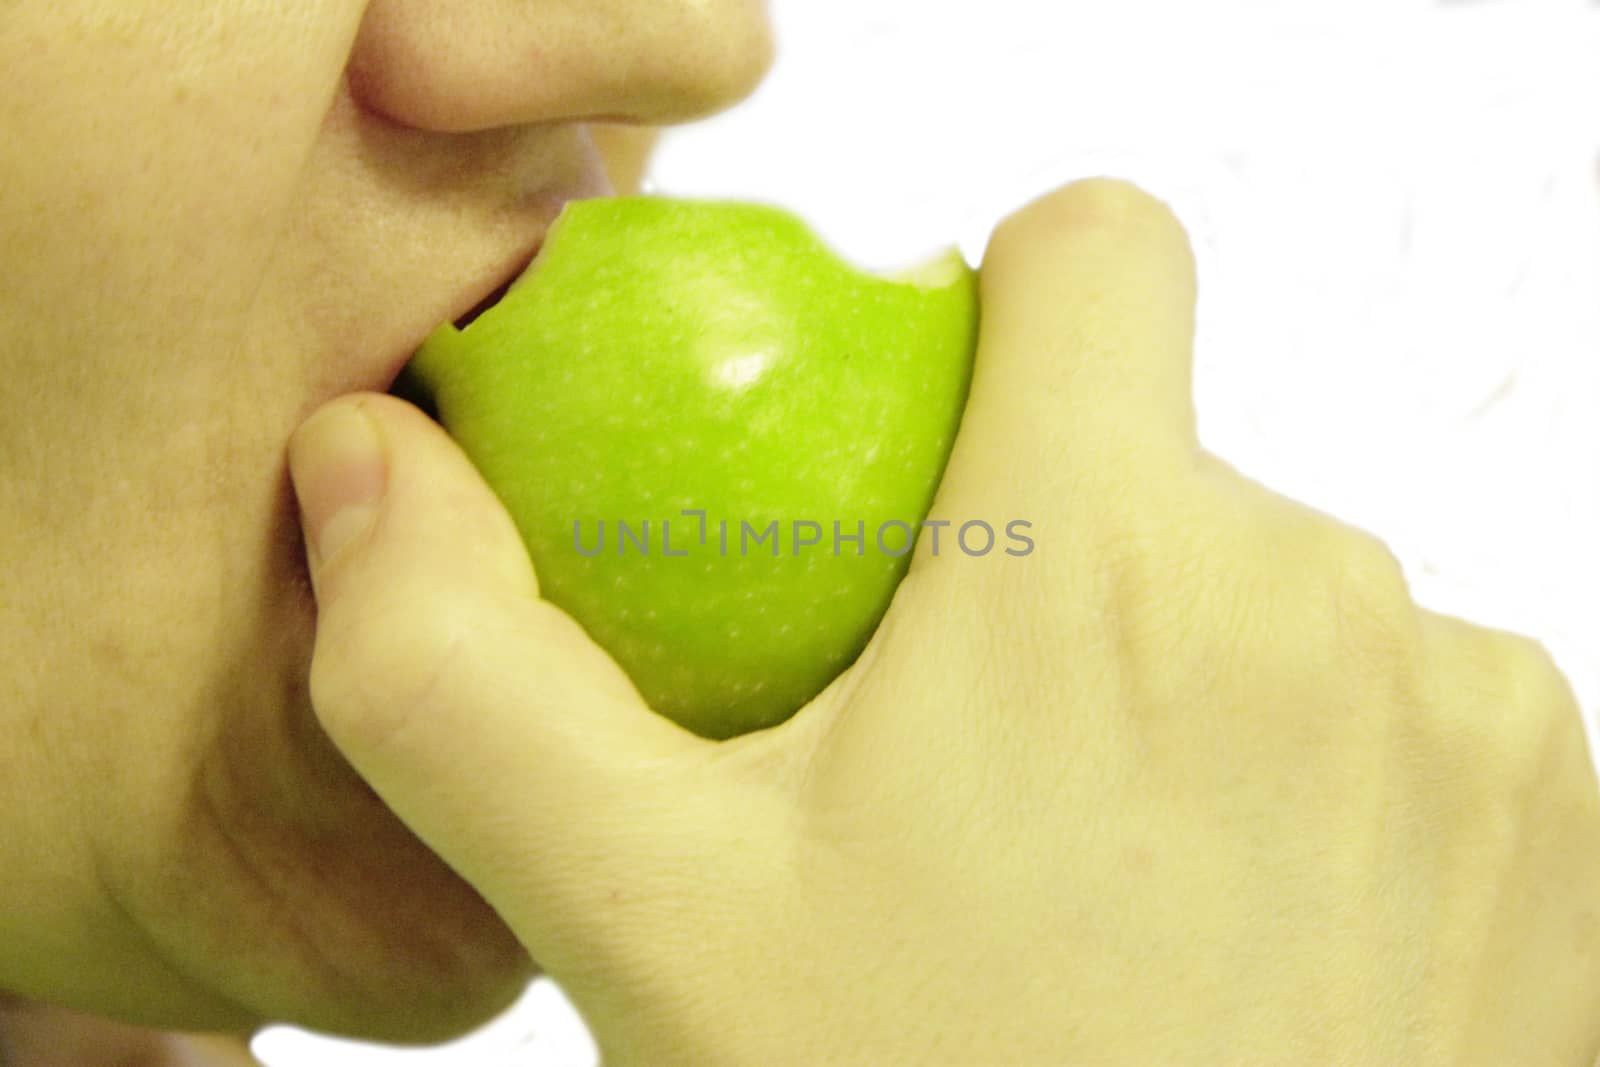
[287,393,708,915]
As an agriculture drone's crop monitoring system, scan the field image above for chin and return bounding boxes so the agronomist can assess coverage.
[103,477,539,1044]
[245,501,540,1042]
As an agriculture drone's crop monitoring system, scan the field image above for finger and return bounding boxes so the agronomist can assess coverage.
[288,393,711,918]
[867,180,1202,720]
[930,177,1200,536]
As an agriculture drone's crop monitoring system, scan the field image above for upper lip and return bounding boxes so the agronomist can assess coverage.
[445,241,542,334]
[450,248,537,333]
[377,134,614,389]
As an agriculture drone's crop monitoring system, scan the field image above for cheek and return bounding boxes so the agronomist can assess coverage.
[0,5,359,348]
[25,347,327,718]
[15,393,328,907]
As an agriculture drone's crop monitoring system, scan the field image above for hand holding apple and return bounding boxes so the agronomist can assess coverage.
[291,179,1600,1066]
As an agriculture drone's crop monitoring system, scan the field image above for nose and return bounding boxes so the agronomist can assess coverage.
[347,0,775,134]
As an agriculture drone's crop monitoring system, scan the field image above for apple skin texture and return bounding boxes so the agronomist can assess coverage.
[399,197,977,740]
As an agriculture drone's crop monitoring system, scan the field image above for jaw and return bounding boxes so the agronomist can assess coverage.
[73,460,535,1042]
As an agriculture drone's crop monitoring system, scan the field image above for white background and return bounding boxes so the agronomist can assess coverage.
[256,0,1600,1062]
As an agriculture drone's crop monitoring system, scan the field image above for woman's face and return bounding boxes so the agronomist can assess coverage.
[0,0,770,1041]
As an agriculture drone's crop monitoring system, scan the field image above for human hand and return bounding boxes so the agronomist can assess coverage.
[288,178,1600,1065]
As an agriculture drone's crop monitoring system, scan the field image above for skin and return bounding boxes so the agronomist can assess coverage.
[0,995,261,1067]
[0,0,770,1052]
[293,179,1600,1065]
[4,4,1598,1066]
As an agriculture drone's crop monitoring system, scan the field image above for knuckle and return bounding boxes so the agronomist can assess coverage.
[1073,176,1178,228]
[1419,617,1583,808]
[1498,633,1572,714]
[988,177,1185,263]
[1049,177,1174,230]
[1325,527,1422,668]
[1493,634,1582,778]
[1121,496,1428,724]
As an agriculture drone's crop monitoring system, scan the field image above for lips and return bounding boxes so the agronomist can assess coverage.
[372,128,616,390]
[453,273,520,331]
[454,131,616,325]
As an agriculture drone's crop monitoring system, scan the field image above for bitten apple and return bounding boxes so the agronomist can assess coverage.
[398,197,977,739]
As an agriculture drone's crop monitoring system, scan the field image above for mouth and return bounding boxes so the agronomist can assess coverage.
[452,270,523,333]
[373,132,616,391]
[439,196,563,339]
[371,236,547,394]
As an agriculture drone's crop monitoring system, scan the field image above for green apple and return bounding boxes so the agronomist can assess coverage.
[397,196,977,739]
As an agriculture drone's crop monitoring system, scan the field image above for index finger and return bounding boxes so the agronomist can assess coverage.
[926,177,1201,547]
